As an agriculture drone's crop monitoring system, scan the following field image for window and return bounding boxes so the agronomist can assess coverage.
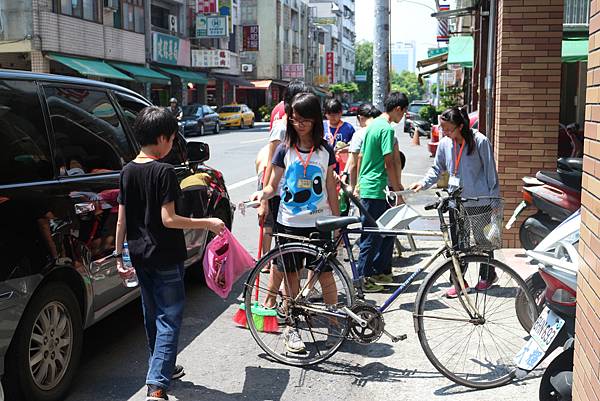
[114,91,149,128]
[45,87,135,175]
[0,81,52,185]
[55,0,101,22]
[203,106,213,115]
[123,0,145,33]
[151,5,170,30]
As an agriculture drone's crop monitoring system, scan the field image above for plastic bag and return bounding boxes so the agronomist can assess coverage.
[202,228,255,298]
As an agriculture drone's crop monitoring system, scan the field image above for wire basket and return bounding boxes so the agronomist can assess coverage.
[455,198,503,253]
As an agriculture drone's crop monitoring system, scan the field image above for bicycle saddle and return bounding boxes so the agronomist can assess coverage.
[315,216,361,232]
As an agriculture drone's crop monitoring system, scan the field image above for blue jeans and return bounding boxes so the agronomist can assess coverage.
[136,262,185,389]
[357,198,395,278]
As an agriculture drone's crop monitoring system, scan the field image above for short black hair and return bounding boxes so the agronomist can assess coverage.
[324,98,343,114]
[133,106,178,146]
[284,80,311,107]
[383,92,409,113]
[357,103,382,118]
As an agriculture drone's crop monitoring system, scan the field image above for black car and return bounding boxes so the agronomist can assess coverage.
[0,70,234,401]
[180,103,221,136]
[405,101,432,137]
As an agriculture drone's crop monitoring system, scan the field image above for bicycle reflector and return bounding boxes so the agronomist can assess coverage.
[539,269,576,307]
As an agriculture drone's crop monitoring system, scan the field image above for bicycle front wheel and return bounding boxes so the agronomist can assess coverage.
[414,254,537,389]
[244,243,355,366]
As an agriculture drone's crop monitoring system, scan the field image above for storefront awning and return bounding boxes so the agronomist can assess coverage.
[110,62,170,85]
[158,67,208,84]
[210,73,253,87]
[562,39,589,63]
[238,80,272,90]
[417,52,448,69]
[47,53,133,81]
[447,36,474,68]
[418,63,448,84]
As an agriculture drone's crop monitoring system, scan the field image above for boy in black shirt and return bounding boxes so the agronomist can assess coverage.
[115,106,224,401]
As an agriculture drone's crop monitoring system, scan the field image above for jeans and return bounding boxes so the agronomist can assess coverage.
[136,262,185,389]
[357,198,395,278]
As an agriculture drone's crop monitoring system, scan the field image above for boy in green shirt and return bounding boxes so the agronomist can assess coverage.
[357,92,408,292]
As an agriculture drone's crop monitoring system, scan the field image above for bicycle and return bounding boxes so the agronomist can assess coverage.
[242,187,538,389]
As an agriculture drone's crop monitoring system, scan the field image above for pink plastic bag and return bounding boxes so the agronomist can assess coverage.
[202,228,255,298]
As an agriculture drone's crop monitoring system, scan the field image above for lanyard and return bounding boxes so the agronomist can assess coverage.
[328,122,342,145]
[453,139,465,175]
[293,145,315,177]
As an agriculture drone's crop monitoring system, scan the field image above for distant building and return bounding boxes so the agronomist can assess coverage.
[391,41,416,73]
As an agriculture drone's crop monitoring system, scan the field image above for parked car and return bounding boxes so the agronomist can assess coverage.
[341,102,350,115]
[405,101,432,138]
[347,102,361,116]
[0,70,234,401]
[180,103,221,136]
[218,104,255,129]
[428,110,478,157]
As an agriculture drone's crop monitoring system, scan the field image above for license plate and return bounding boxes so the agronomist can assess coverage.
[514,307,564,371]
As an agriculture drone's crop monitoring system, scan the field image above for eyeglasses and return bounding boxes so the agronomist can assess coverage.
[290,118,314,127]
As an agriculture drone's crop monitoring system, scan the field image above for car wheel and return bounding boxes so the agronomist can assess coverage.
[199,124,205,136]
[4,282,83,401]
[240,119,245,129]
[214,123,220,135]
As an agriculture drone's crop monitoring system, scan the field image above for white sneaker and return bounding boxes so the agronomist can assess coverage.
[284,327,306,353]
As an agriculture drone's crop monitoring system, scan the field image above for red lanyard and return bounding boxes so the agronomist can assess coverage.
[293,145,315,177]
[328,122,342,145]
[453,139,465,175]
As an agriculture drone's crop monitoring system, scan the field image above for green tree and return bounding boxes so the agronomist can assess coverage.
[390,70,425,103]
[330,82,359,95]
[354,41,373,100]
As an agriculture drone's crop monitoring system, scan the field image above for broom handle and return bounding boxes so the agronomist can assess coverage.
[254,167,268,302]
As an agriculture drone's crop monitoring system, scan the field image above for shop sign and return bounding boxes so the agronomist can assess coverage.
[196,15,229,38]
[428,47,448,58]
[314,17,336,25]
[355,71,367,82]
[242,25,259,51]
[152,32,190,66]
[326,51,335,83]
[197,0,218,14]
[281,64,305,79]
[192,49,231,68]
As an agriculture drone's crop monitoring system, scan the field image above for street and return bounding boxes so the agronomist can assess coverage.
[65,118,542,401]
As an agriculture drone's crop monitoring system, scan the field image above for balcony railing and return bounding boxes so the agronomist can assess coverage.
[564,0,589,30]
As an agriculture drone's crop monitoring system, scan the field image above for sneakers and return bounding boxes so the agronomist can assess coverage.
[372,273,394,284]
[284,326,306,353]
[363,277,384,293]
[171,365,185,380]
[475,274,498,291]
[146,385,168,401]
[445,281,470,299]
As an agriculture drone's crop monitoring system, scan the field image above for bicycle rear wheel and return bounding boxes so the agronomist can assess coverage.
[244,243,354,366]
[414,254,537,389]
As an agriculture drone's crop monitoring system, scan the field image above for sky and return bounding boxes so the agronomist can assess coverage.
[354,0,442,64]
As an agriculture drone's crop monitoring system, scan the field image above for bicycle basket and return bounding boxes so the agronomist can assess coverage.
[456,198,503,252]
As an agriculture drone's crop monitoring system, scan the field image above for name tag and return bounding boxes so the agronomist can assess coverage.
[449,175,460,187]
[298,179,312,189]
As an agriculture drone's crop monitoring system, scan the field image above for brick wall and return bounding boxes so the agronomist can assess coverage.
[493,0,563,248]
[573,1,600,399]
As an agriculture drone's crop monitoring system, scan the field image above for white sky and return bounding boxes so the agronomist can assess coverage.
[355,0,442,63]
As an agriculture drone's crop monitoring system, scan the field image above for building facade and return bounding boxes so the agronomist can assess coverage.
[391,41,417,73]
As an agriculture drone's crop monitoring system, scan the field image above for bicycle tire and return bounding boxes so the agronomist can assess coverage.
[414,254,538,389]
[244,243,355,366]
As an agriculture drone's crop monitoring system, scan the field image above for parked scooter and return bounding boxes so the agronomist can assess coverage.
[514,209,580,333]
[506,158,582,250]
[513,238,578,401]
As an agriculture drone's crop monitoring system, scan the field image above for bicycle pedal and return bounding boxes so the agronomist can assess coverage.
[391,334,408,343]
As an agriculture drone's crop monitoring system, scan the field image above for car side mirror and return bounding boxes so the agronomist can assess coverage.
[186,141,210,163]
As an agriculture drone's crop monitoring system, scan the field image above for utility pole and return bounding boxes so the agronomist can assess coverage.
[372,0,390,110]
[144,0,152,101]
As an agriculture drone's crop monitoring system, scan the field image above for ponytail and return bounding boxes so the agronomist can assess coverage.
[440,106,476,155]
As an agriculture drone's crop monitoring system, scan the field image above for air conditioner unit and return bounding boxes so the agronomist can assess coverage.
[103,0,118,11]
[241,64,253,72]
[168,14,178,33]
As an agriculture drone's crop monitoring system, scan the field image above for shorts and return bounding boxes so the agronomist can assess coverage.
[274,223,333,273]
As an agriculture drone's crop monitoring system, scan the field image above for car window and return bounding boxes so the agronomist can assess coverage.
[219,106,240,113]
[408,105,424,114]
[0,80,53,185]
[45,86,134,176]
[114,91,149,127]
[201,106,212,115]
[183,105,202,117]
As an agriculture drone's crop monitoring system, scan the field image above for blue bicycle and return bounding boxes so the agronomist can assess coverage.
[243,188,538,389]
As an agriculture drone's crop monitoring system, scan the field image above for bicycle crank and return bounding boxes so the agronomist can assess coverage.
[348,304,385,344]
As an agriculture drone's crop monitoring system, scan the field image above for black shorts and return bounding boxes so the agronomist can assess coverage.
[274,223,332,273]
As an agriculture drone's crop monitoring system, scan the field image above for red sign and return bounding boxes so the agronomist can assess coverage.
[243,25,259,51]
[326,52,334,83]
[197,0,218,14]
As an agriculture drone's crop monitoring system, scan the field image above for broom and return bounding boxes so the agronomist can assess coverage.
[233,169,279,333]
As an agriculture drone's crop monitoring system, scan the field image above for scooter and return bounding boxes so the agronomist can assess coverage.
[513,240,578,401]
[506,158,582,250]
[514,209,580,333]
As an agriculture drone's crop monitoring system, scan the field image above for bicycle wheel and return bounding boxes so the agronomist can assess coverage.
[244,243,355,366]
[414,254,538,389]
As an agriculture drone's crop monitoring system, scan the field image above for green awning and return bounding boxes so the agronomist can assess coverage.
[158,67,208,84]
[562,39,588,63]
[110,62,170,84]
[47,53,133,81]
[447,36,474,68]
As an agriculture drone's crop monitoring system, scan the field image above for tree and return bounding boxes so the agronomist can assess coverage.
[330,82,359,95]
[354,41,373,100]
[390,70,425,103]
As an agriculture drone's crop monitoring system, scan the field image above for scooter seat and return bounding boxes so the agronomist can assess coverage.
[536,171,582,193]
[557,157,582,173]
[315,216,361,232]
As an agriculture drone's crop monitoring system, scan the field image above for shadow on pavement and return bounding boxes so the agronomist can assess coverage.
[432,370,544,397]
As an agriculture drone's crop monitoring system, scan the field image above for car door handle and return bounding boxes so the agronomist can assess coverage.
[75,202,96,215]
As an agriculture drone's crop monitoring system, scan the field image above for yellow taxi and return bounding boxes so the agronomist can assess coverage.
[218,104,255,129]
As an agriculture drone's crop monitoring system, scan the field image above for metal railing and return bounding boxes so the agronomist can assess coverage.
[564,0,589,30]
